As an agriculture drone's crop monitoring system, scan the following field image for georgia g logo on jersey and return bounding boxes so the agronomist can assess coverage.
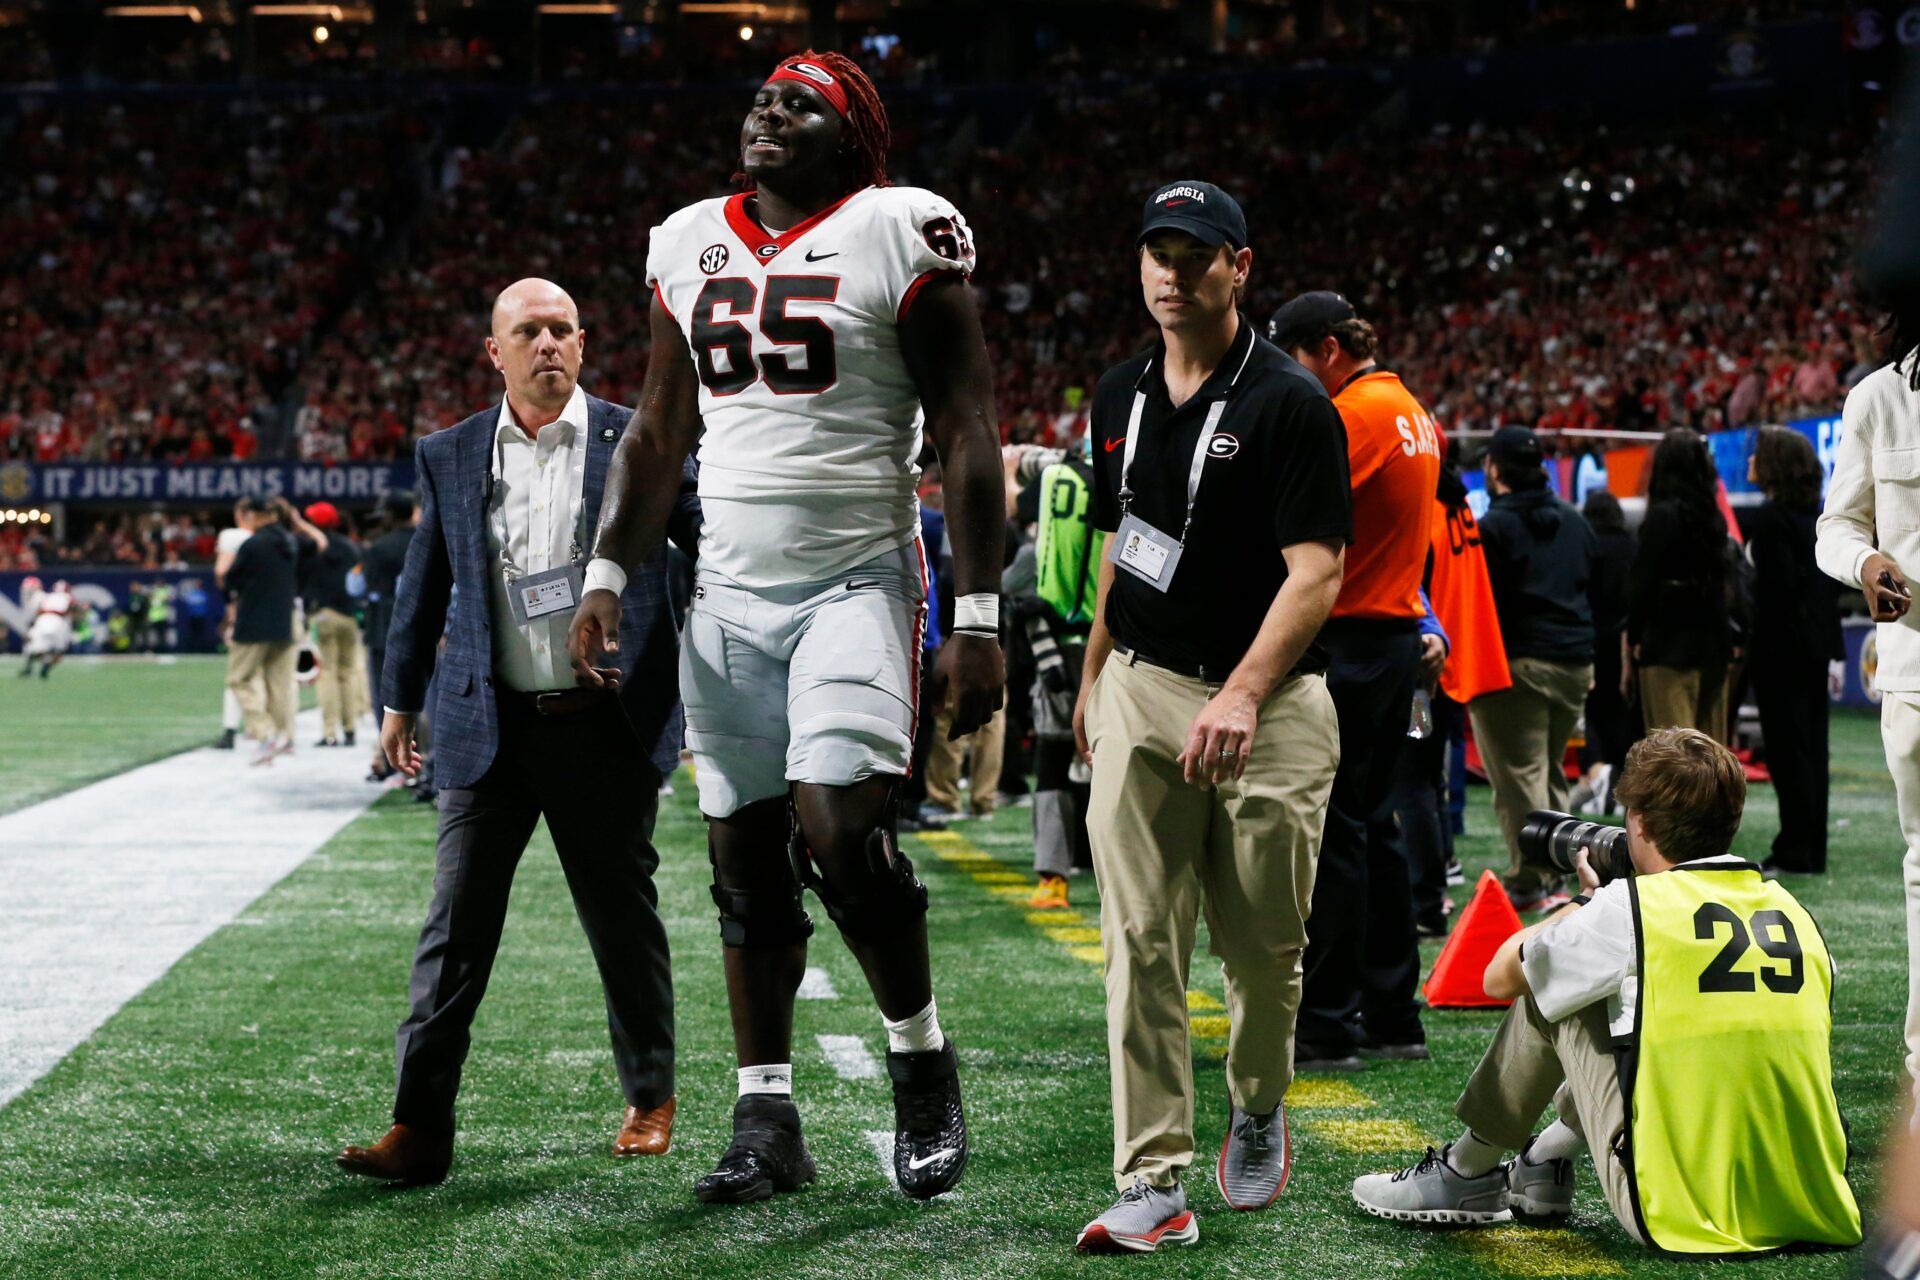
[699,244,730,275]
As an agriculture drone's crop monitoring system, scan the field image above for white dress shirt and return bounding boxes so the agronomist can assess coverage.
[1816,359,1920,692]
[1520,854,1748,1037]
[486,384,591,693]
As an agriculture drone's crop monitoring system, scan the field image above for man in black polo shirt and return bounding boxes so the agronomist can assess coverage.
[223,496,300,766]
[1070,180,1351,1254]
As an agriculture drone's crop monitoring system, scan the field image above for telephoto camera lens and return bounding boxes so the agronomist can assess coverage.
[1518,810,1634,885]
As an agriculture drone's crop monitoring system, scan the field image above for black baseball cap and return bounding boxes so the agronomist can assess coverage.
[1487,425,1544,469]
[1138,180,1248,251]
[1267,291,1357,352]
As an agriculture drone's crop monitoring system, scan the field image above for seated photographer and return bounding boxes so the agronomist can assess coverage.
[1351,727,1861,1255]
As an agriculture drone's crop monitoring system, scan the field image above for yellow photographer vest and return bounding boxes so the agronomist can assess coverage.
[1622,864,1861,1255]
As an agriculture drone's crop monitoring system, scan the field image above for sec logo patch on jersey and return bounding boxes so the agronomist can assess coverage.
[699,244,730,275]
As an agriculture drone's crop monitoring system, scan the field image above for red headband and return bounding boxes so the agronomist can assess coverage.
[763,60,849,117]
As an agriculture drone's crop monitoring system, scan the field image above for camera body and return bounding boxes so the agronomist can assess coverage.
[1520,810,1634,885]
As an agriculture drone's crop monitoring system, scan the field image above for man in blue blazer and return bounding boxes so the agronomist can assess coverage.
[337,278,699,1185]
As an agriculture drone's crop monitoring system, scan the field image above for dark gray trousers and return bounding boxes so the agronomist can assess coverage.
[392,696,673,1132]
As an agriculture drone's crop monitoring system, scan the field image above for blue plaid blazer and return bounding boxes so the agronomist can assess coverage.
[380,392,701,788]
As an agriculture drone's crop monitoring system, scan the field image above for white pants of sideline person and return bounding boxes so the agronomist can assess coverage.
[1886,691,1920,1102]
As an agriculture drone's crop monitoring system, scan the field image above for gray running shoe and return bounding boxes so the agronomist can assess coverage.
[1351,1145,1512,1225]
[1216,1104,1289,1210]
[1075,1177,1199,1254]
[1506,1137,1576,1219]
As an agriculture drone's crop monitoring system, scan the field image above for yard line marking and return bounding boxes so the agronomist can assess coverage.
[1190,1014,1231,1039]
[798,967,838,1000]
[1284,1079,1373,1109]
[816,1033,881,1080]
[0,708,380,1110]
[1044,926,1101,944]
[866,1129,897,1184]
[1027,910,1083,925]
[1307,1118,1430,1153]
[1459,1228,1624,1276]
[1069,945,1105,964]
[1187,990,1223,1011]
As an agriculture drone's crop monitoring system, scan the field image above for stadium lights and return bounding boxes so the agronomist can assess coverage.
[536,3,621,12]
[252,4,372,19]
[104,5,205,18]
[739,24,751,40]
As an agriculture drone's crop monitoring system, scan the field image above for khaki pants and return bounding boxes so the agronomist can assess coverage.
[1638,664,1727,739]
[1468,656,1593,896]
[311,607,368,740]
[1455,994,1644,1244]
[227,640,297,743]
[1085,652,1339,1189]
[923,703,1006,815]
[1882,691,1920,1100]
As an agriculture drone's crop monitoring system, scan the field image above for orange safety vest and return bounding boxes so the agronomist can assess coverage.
[1428,498,1512,703]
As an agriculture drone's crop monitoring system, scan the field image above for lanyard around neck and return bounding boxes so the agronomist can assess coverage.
[1117,337,1255,544]
[485,425,585,580]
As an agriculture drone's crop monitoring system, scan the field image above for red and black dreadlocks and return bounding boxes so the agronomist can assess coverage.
[740,50,892,194]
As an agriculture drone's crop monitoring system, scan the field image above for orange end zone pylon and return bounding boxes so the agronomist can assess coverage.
[1423,870,1525,1009]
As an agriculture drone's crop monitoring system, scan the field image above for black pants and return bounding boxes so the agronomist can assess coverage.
[1400,691,1461,931]
[1752,657,1831,873]
[1299,621,1424,1050]
[1582,645,1634,778]
[392,696,673,1131]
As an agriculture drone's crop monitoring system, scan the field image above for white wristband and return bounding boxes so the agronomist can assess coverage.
[583,557,629,599]
[952,592,999,633]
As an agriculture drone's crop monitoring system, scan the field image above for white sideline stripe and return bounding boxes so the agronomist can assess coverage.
[0,709,381,1109]
[816,1033,880,1080]
[798,967,838,1000]
[866,1129,896,1184]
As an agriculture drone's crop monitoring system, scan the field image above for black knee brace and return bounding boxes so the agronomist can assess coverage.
[790,787,929,944]
[709,843,813,949]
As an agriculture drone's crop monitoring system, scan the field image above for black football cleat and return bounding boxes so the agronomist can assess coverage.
[692,1095,817,1205]
[888,1040,967,1199]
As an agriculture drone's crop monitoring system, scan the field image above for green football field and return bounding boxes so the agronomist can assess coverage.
[0,654,315,815]
[0,657,1904,1278]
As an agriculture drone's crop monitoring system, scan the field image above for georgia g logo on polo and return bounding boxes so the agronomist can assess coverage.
[699,244,730,275]
[1206,434,1240,459]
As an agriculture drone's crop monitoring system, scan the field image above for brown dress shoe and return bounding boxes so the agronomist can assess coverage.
[337,1123,453,1185]
[614,1096,675,1157]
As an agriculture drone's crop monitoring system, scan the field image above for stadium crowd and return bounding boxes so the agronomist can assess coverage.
[0,77,1880,484]
[0,96,412,468]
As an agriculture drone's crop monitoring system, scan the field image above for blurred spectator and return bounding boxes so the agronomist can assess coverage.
[1746,426,1842,875]
[1627,429,1743,738]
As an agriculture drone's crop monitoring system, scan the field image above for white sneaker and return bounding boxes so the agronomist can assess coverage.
[1351,1145,1512,1225]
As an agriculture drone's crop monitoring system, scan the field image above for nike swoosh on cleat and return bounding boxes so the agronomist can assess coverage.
[906,1149,959,1171]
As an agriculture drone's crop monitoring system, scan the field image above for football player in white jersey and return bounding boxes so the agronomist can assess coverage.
[571,51,1005,1205]
[21,577,75,680]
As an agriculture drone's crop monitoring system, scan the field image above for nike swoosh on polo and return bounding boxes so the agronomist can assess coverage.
[805,249,839,261]
[907,1148,960,1170]
[1104,438,1124,452]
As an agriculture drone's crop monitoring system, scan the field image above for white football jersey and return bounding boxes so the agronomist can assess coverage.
[36,590,72,618]
[647,184,976,588]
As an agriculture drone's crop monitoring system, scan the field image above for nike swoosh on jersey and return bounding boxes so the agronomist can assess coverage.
[805,249,839,261]
[907,1149,960,1170]
[1104,438,1124,452]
